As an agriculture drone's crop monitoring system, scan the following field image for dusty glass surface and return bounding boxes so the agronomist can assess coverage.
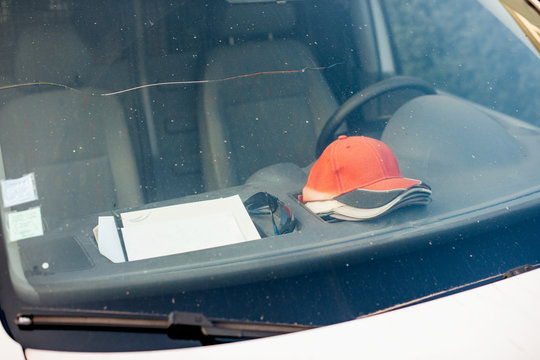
[0,0,539,339]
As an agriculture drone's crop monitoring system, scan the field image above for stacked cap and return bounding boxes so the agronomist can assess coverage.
[302,136,431,220]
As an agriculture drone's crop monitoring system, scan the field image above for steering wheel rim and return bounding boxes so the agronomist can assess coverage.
[315,76,437,157]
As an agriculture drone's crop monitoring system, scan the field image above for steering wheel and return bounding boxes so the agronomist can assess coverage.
[315,76,436,157]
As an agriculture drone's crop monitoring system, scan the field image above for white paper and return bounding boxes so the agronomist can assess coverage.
[122,213,249,261]
[96,216,126,263]
[118,195,260,261]
[7,206,44,241]
[121,195,260,241]
[1,173,39,208]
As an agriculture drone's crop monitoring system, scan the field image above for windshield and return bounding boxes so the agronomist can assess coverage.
[1,0,540,352]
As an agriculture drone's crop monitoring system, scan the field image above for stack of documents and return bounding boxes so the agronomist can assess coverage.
[95,195,260,262]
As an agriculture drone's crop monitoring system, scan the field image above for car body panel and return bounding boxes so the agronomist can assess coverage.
[20,267,540,359]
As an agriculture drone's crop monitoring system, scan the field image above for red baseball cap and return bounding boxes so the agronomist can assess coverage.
[302,136,422,202]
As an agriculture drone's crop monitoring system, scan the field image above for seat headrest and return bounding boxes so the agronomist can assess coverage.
[219,2,297,39]
[14,24,90,86]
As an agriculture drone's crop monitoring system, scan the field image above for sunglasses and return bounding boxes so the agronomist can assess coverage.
[244,192,296,237]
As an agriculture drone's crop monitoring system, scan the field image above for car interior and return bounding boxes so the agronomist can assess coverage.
[0,24,143,220]
[0,0,358,218]
[2,0,540,307]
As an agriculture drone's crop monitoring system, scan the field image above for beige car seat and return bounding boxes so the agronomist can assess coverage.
[0,24,142,220]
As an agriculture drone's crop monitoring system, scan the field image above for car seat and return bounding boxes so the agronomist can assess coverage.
[198,1,338,190]
[0,24,143,220]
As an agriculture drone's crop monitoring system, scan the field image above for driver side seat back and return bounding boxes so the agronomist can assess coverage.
[199,2,338,190]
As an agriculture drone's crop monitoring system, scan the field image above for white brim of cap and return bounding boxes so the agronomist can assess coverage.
[304,187,431,220]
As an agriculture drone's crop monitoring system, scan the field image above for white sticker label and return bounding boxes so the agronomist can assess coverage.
[1,173,39,208]
[7,206,44,241]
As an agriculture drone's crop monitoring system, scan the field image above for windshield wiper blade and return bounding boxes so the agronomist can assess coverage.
[15,311,315,341]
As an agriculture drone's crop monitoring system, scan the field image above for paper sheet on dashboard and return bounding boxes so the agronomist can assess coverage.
[122,213,250,261]
[96,216,126,263]
[118,195,260,261]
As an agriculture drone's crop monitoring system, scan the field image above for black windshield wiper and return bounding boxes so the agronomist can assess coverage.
[15,311,315,343]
